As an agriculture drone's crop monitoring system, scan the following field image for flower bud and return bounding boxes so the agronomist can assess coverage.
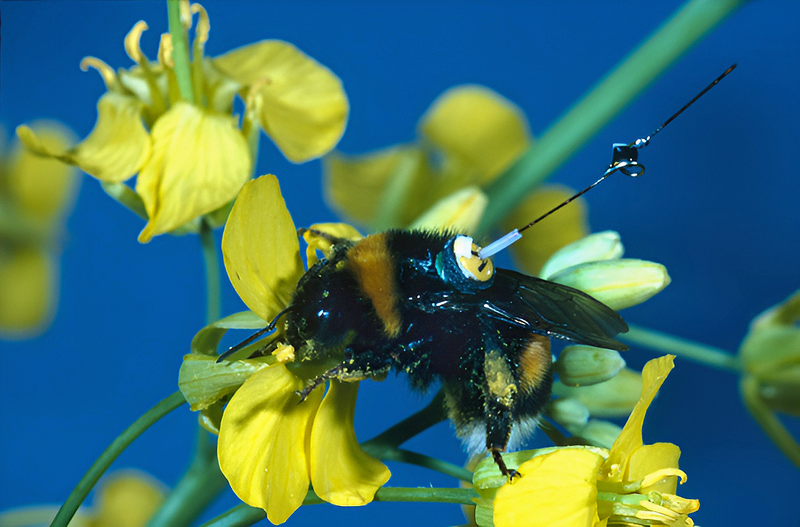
[553,367,642,418]
[548,397,590,428]
[569,418,623,449]
[555,345,626,386]
[739,290,800,417]
[549,259,670,311]
[540,230,623,279]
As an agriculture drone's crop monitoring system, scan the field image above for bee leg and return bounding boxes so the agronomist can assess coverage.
[295,364,344,402]
[483,348,520,480]
[295,360,391,402]
[297,228,348,244]
[491,449,518,480]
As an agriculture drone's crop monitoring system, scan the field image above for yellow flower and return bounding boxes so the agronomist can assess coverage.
[177,174,486,523]
[324,85,586,272]
[0,122,80,337]
[192,175,389,524]
[473,356,699,527]
[17,2,347,243]
[0,469,165,527]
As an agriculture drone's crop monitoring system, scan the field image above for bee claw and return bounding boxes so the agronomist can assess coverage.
[491,449,521,482]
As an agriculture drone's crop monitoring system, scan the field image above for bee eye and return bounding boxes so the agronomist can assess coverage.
[453,235,494,282]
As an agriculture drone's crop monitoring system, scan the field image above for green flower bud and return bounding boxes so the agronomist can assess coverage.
[549,259,670,311]
[553,367,642,418]
[539,230,623,279]
[569,418,623,449]
[548,397,590,427]
[555,345,626,386]
[739,291,800,420]
[758,373,800,417]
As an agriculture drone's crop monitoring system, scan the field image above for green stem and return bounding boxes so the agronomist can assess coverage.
[167,0,195,104]
[377,448,473,482]
[146,430,228,527]
[51,392,186,527]
[740,375,800,468]
[198,504,264,527]
[363,390,446,450]
[478,0,745,233]
[373,486,477,504]
[200,488,479,527]
[624,323,741,372]
[200,220,221,324]
[146,222,224,527]
[100,182,148,220]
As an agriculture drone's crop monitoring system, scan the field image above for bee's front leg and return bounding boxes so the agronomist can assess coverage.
[295,350,390,402]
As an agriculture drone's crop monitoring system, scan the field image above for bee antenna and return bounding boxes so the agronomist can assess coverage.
[216,306,293,362]
[477,63,737,260]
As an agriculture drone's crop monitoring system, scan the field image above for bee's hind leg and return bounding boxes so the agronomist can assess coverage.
[483,347,521,480]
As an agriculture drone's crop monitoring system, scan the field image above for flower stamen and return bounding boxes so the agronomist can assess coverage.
[80,57,118,90]
[124,21,150,65]
[640,468,687,488]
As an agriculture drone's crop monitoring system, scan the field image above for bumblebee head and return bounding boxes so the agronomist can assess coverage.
[435,235,494,291]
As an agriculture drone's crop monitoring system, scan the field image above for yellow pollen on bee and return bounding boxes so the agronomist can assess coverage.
[484,350,516,407]
[272,344,295,363]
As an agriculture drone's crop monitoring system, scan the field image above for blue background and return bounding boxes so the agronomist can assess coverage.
[2,1,799,525]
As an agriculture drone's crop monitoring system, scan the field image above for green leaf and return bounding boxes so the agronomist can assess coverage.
[178,354,273,411]
[189,310,267,357]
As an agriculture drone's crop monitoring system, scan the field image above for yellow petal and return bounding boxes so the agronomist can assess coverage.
[409,186,488,235]
[221,175,304,322]
[310,381,390,505]
[218,363,324,524]
[17,92,151,184]
[93,470,166,527]
[0,247,54,336]
[628,443,682,494]
[494,448,604,527]
[603,356,675,481]
[419,85,530,183]
[213,40,348,162]
[500,186,589,277]
[324,146,431,227]
[7,121,80,221]
[136,102,250,242]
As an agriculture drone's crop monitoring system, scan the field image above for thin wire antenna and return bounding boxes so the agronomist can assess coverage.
[628,63,737,149]
[477,64,737,260]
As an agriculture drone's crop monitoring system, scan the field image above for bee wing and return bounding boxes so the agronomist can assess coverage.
[483,269,629,351]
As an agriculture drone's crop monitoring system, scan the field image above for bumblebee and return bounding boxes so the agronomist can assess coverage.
[234,227,628,477]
